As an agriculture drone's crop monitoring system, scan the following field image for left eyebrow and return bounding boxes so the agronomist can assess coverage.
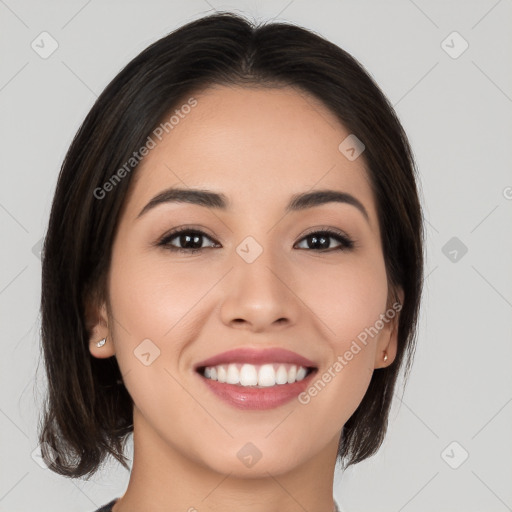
[286,189,369,222]
[136,187,369,223]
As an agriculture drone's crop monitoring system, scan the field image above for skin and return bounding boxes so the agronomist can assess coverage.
[88,85,402,512]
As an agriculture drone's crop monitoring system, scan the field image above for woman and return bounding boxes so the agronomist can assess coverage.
[39,12,424,512]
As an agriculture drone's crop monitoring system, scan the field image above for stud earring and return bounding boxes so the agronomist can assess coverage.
[383,351,388,362]
[96,337,107,348]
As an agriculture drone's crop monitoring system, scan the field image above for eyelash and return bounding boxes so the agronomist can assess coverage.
[156,227,355,254]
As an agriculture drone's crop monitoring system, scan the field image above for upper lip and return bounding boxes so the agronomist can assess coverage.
[194,347,317,370]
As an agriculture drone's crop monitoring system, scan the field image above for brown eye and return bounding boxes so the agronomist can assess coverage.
[158,229,219,253]
[295,230,354,251]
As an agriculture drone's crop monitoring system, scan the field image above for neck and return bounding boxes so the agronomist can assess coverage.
[113,407,339,512]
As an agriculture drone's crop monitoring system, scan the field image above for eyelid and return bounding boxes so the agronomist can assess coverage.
[157,224,220,245]
[298,225,351,240]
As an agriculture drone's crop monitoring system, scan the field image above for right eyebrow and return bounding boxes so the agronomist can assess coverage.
[137,188,228,219]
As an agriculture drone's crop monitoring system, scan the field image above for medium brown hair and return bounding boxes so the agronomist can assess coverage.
[39,11,424,477]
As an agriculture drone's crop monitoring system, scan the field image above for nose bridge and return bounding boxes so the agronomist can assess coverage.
[233,234,288,299]
[219,234,299,330]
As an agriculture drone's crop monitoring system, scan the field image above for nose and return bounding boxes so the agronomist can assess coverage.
[219,246,301,333]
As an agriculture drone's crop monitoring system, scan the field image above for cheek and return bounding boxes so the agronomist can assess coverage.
[293,252,387,404]
[295,253,389,348]
[107,244,229,410]
[106,249,204,424]
[294,254,388,425]
[108,245,214,342]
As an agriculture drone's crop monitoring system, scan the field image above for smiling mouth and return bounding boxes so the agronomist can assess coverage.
[196,362,317,388]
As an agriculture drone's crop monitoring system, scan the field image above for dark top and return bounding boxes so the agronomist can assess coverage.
[93,497,342,511]
[93,498,118,511]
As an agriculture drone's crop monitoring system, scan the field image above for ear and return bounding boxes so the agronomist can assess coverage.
[374,286,404,369]
[85,293,116,359]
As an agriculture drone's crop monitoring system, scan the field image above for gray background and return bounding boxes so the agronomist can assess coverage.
[1,0,511,511]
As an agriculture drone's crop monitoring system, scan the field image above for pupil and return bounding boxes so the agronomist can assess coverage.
[181,234,201,249]
[309,234,329,249]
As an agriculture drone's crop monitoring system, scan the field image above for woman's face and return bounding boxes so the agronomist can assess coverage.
[90,85,400,476]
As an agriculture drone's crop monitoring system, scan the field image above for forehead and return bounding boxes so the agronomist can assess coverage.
[124,85,377,225]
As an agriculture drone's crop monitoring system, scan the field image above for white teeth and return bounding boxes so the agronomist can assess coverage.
[275,365,288,385]
[296,366,307,381]
[287,365,297,383]
[217,365,227,383]
[226,363,239,384]
[201,362,311,387]
[258,364,276,387]
[239,364,258,386]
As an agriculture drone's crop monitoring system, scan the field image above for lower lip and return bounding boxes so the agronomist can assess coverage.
[197,370,316,410]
